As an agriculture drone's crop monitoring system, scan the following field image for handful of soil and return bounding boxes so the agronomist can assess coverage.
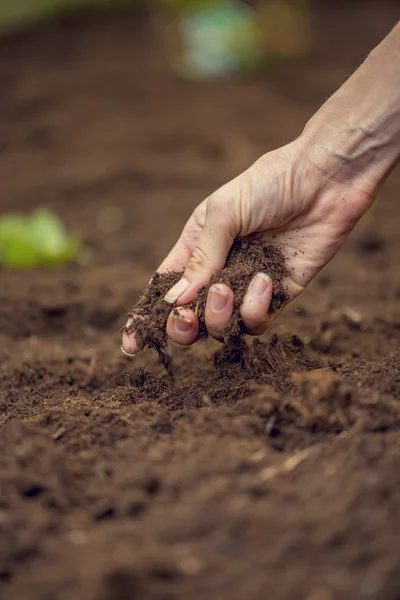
[124,238,289,372]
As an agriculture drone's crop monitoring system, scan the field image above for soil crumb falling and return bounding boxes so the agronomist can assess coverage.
[125,239,290,370]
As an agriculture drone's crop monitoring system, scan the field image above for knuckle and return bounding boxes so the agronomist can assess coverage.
[205,191,222,217]
[192,198,208,229]
[208,176,253,236]
[236,172,256,235]
[187,245,209,272]
[347,187,375,220]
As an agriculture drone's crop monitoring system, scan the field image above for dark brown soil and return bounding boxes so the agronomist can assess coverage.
[1,3,400,600]
[126,238,289,369]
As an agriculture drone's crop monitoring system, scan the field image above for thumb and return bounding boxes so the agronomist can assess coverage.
[164,192,238,306]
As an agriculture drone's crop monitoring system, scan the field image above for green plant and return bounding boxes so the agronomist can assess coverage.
[0,208,81,268]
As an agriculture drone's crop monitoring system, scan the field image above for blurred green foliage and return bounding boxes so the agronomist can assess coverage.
[0,209,81,268]
[173,1,264,78]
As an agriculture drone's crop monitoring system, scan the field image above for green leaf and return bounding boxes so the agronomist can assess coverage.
[0,208,81,268]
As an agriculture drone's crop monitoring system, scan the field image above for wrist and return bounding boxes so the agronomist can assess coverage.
[300,111,398,203]
[300,20,400,199]
[290,129,377,243]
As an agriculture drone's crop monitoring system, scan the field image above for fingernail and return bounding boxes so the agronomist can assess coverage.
[124,315,134,330]
[173,313,192,333]
[209,284,228,312]
[164,278,190,304]
[121,345,136,358]
[248,273,271,298]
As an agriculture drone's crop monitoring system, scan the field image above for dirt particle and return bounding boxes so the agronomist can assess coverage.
[125,238,289,372]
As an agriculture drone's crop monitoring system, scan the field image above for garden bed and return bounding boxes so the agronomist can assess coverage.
[1,3,400,599]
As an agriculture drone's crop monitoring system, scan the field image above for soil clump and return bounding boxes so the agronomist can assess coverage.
[125,238,289,372]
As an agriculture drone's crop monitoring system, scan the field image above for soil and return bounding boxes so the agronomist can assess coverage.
[125,238,289,369]
[1,3,400,600]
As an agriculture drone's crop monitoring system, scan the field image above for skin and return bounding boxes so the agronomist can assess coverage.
[122,21,400,356]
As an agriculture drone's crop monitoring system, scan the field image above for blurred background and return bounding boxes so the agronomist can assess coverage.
[0,0,398,297]
[2,6,400,600]
[0,0,316,269]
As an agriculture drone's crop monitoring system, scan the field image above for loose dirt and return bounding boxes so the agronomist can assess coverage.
[1,3,400,600]
[125,238,289,371]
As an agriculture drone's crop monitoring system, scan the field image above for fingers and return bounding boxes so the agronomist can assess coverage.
[240,273,273,335]
[122,273,275,358]
[121,315,144,356]
[122,306,200,355]
[166,307,199,346]
[164,192,238,306]
[121,203,207,357]
[169,273,273,344]
[205,283,234,341]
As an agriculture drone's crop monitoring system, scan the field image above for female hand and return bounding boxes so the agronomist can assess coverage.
[122,133,375,354]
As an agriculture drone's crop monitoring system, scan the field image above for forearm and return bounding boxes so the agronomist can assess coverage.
[302,21,400,196]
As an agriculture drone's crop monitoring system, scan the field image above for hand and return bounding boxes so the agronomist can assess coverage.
[122,134,375,354]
